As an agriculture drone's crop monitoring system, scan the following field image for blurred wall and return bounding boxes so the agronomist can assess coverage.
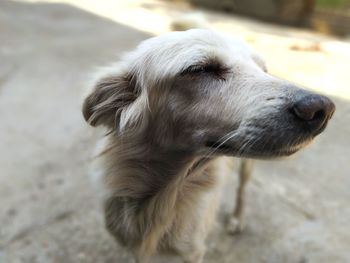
[189,0,314,25]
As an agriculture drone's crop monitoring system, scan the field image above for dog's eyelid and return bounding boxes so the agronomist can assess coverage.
[181,62,231,77]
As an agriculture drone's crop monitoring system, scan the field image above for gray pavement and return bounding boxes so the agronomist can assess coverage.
[1,1,350,263]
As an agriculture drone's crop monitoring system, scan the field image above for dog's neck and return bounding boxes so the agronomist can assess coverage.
[101,134,213,198]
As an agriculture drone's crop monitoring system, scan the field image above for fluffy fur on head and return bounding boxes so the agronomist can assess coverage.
[83,29,334,262]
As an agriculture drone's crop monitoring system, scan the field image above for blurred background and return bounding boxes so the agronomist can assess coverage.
[0,0,349,263]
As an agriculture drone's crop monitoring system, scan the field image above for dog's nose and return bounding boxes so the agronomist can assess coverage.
[291,94,335,130]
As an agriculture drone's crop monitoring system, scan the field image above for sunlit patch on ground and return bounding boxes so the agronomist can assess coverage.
[20,0,350,100]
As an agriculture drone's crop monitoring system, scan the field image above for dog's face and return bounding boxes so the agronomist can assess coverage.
[83,29,335,158]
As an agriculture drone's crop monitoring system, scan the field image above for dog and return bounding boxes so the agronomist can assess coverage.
[82,29,335,263]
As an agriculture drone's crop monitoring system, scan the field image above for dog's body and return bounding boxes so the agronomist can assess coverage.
[83,29,334,263]
[94,137,230,262]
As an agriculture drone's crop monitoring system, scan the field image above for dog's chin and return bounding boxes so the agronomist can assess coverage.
[203,138,311,159]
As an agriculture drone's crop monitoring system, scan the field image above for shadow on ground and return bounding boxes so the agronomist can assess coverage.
[0,1,349,263]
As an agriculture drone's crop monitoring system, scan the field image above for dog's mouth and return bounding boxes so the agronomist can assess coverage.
[205,141,237,153]
[204,139,306,158]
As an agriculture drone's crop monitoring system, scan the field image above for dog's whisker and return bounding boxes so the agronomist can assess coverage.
[204,130,239,159]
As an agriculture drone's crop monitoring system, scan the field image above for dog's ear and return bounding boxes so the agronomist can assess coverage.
[82,69,146,131]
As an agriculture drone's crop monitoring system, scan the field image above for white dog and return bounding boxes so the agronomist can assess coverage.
[82,29,335,263]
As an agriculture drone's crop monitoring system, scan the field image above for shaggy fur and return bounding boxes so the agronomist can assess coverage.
[82,29,334,263]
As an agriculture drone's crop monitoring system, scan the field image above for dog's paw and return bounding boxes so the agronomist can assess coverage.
[226,217,244,235]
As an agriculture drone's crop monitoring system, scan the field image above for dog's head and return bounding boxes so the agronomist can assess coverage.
[83,29,335,158]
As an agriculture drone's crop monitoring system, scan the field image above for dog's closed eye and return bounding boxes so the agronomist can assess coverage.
[181,62,230,80]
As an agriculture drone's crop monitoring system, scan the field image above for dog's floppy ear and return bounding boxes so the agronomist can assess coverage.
[82,68,146,131]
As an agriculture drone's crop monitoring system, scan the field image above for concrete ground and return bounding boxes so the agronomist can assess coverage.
[0,1,350,263]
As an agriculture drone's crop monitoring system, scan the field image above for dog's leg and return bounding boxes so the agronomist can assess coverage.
[182,243,205,263]
[227,159,254,234]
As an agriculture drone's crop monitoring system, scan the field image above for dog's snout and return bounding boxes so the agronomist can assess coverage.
[291,94,335,130]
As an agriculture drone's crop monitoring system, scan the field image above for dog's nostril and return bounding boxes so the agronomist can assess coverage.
[292,94,335,123]
[313,109,325,121]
